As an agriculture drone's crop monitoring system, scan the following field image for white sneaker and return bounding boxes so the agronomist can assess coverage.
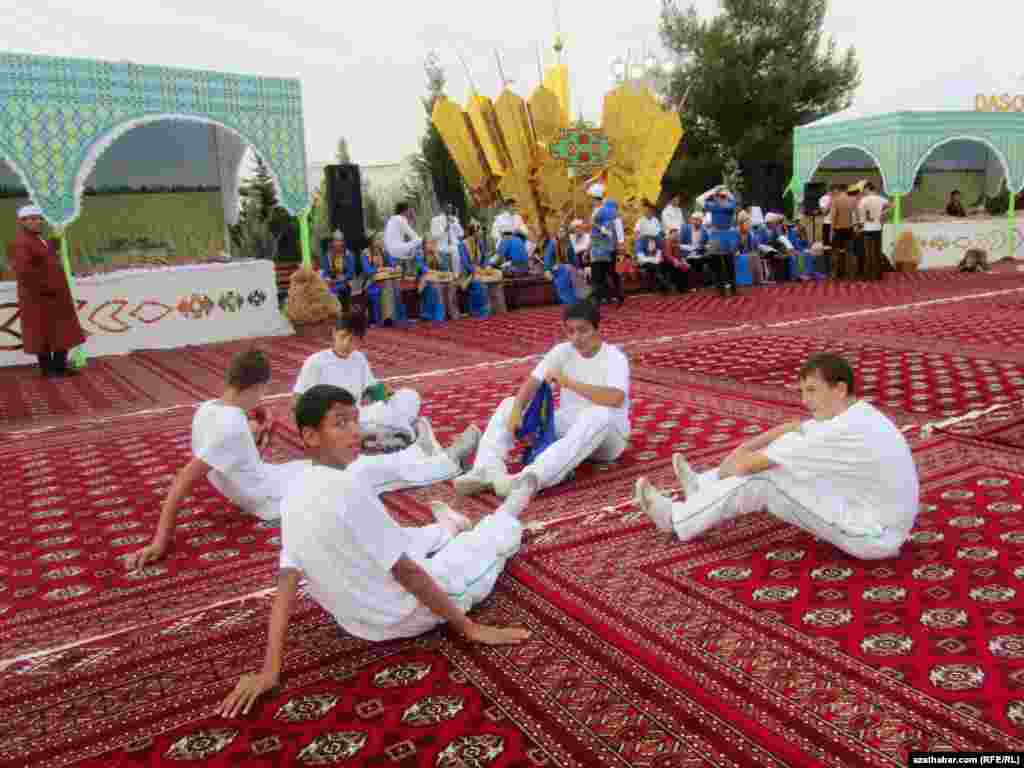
[415,418,443,457]
[672,454,701,497]
[454,466,493,496]
[490,470,517,498]
[501,472,538,518]
[634,477,674,533]
[445,424,482,468]
[429,501,473,535]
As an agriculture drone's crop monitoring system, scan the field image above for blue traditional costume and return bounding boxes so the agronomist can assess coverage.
[414,247,445,323]
[589,185,625,305]
[321,231,356,299]
[454,241,491,317]
[543,235,581,305]
[698,186,739,292]
[497,233,530,275]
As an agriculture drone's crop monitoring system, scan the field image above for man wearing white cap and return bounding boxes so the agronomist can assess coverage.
[588,182,625,306]
[7,205,85,377]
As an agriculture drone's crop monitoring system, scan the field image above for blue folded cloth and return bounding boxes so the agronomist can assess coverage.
[515,381,557,466]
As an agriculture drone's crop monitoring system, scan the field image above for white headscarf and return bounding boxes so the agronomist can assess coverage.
[587,183,605,199]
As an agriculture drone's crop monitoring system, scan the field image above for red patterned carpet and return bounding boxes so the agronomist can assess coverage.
[4,270,1024,767]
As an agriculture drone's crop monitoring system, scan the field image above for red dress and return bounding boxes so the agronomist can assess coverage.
[7,230,85,354]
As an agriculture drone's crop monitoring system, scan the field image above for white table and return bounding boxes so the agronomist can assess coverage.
[0,260,293,367]
[883,218,1023,269]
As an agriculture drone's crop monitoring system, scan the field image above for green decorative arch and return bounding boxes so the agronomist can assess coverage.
[793,111,1024,198]
[0,52,310,226]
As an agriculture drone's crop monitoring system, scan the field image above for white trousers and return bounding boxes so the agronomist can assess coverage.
[671,468,906,560]
[473,396,629,489]
[360,388,421,434]
[388,511,523,639]
[350,443,460,495]
[232,460,308,521]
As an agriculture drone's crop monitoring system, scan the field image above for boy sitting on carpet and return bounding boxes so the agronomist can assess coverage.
[454,299,630,498]
[219,385,534,717]
[634,353,920,560]
[126,349,477,571]
[293,311,420,438]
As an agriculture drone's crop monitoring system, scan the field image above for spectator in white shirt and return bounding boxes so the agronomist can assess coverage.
[857,182,890,281]
[383,202,423,262]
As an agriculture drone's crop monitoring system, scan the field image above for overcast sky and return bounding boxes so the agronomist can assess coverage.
[6,0,1022,166]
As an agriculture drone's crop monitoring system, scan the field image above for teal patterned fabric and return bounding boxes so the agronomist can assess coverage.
[793,111,1024,197]
[0,52,310,224]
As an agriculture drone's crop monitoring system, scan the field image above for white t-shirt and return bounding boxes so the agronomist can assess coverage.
[293,349,378,402]
[384,215,421,261]
[762,401,919,534]
[819,194,832,224]
[531,341,631,434]
[858,194,888,232]
[192,400,279,510]
[661,205,683,233]
[279,463,420,641]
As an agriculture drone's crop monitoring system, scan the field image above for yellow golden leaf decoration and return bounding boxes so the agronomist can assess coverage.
[466,94,508,177]
[430,95,493,203]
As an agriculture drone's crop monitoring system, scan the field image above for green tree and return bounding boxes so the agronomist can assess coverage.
[233,154,299,260]
[658,0,860,202]
[410,51,470,224]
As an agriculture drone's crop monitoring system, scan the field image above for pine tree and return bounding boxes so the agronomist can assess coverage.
[409,52,470,224]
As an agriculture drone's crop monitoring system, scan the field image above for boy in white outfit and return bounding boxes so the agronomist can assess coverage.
[219,384,536,717]
[455,300,630,498]
[293,312,421,438]
[634,353,920,560]
[126,349,476,571]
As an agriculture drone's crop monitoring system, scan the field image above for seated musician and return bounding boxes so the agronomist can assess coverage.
[497,228,530,276]
[761,213,794,282]
[679,211,708,286]
[544,225,583,305]
[413,242,446,322]
[321,230,356,299]
[635,200,672,293]
[736,218,765,285]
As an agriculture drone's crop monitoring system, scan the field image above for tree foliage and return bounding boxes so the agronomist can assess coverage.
[408,51,470,227]
[658,0,860,200]
[232,154,297,260]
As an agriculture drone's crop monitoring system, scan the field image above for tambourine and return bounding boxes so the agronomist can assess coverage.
[373,268,402,282]
[424,270,455,283]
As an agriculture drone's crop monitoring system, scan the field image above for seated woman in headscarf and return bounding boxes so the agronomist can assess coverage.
[543,224,582,305]
[634,199,672,293]
[321,230,356,299]
[414,241,446,322]
[455,238,491,317]
[361,238,406,326]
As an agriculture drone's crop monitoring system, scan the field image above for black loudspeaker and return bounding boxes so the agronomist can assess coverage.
[325,164,368,253]
[802,182,826,215]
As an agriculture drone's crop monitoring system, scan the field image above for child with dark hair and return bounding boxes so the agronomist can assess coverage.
[125,348,307,571]
[293,311,482,493]
[455,299,631,499]
[635,353,919,560]
[219,384,532,718]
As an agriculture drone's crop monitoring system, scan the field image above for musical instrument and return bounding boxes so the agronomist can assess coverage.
[424,270,455,283]
[475,267,504,283]
[372,267,402,282]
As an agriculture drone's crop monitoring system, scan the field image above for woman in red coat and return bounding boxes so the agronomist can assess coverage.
[7,205,85,377]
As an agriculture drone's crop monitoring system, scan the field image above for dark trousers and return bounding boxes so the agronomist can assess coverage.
[37,350,69,376]
[710,252,736,289]
[641,263,672,293]
[830,228,853,278]
[862,231,884,281]
[822,223,832,246]
[591,260,624,304]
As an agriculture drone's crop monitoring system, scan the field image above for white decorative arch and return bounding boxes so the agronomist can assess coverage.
[806,144,891,193]
[908,134,1011,194]
[71,114,279,229]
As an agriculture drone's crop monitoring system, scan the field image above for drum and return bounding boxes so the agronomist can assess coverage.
[487,282,507,314]
[377,278,398,322]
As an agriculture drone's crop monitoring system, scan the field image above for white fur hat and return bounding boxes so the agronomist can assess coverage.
[17,205,42,219]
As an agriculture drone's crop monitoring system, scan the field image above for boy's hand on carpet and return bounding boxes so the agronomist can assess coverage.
[124,542,166,571]
[218,671,279,717]
[462,621,531,645]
